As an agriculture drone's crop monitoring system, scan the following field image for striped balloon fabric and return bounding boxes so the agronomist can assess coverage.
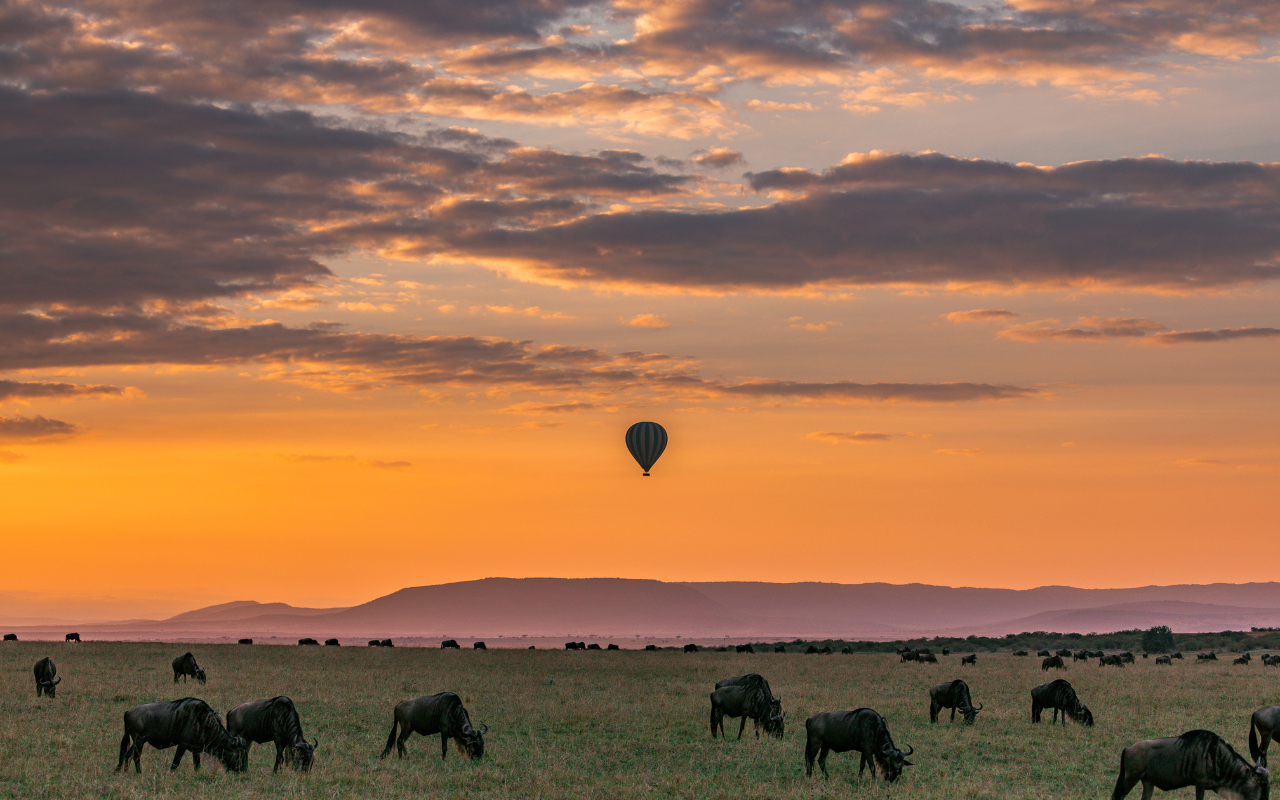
[625,422,668,476]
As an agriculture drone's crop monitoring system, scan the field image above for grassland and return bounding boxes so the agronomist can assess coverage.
[1,642,1277,799]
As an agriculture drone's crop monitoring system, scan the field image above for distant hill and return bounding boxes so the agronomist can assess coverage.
[15,578,1280,641]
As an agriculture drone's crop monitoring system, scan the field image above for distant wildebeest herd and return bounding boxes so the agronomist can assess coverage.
[9,634,1280,796]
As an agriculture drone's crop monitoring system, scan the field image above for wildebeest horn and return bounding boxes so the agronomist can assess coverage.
[973,703,983,711]
[901,744,914,756]
[52,676,61,685]
[479,723,489,734]
[312,738,318,748]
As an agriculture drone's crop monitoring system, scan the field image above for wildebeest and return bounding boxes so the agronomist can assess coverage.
[324,639,340,646]
[238,639,253,645]
[1120,652,1136,664]
[710,680,784,740]
[586,643,601,650]
[736,644,754,653]
[1014,650,1028,657]
[226,696,317,772]
[1056,648,1072,657]
[298,638,319,646]
[379,692,487,761]
[1043,655,1066,671]
[380,639,394,648]
[474,641,487,650]
[441,640,460,649]
[115,698,248,773]
[961,653,977,666]
[1111,729,1269,800]
[1156,655,1172,665]
[1031,679,1093,726]
[1197,652,1218,662]
[774,645,786,653]
[1249,706,1280,767]
[684,643,698,653]
[919,653,938,663]
[369,639,381,647]
[607,643,620,650]
[1237,656,1252,665]
[172,652,206,684]
[65,632,80,642]
[900,650,918,662]
[4,633,16,641]
[929,680,983,724]
[804,709,914,782]
[645,644,657,651]
[1038,649,1052,657]
[1171,652,1183,659]
[34,657,61,697]
[1101,654,1126,668]
[1264,656,1280,667]
[565,641,580,650]
[1074,650,1091,662]
[941,647,950,656]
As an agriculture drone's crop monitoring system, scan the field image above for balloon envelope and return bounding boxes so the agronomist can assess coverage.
[625,422,667,476]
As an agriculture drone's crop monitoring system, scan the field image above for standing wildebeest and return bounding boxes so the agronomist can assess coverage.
[474,641,487,650]
[115,698,248,774]
[34,657,61,697]
[564,641,582,650]
[226,696,317,772]
[900,650,919,663]
[379,692,486,761]
[1156,655,1172,665]
[684,643,698,653]
[324,639,340,646]
[929,680,983,723]
[645,644,657,651]
[1056,648,1072,658]
[710,682,784,739]
[65,632,80,642]
[1074,650,1091,662]
[1111,729,1269,800]
[1197,652,1218,662]
[774,645,786,653]
[919,653,938,663]
[715,674,784,738]
[736,644,754,653]
[1038,649,1052,657]
[1172,652,1183,659]
[961,653,977,666]
[441,640,460,649]
[298,638,319,646]
[1101,654,1126,668]
[380,638,394,647]
[607,643,620,650]
[1249,706,1280,767]
[586,643,602,650]
[238,638,253,645]
[172,652,206,684]
[942,647,950,656]
[1014,650,1028,657]
[4,633,16,641]
[841,646,852,654]
[369,639,381,647]
[1042,655,1066,671]
[1031,680,1093,726]
[804,709,914,782]
[1236,656,1252,665]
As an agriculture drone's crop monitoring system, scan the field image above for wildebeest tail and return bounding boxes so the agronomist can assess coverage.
[709,701,717,737]
[114,724,132,771]
[1111,750,1127,800]
[380,716,398,759]
[1251,714,1262,762]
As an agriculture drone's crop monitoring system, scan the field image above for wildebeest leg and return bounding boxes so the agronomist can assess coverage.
[395,725,411,758]
[115,732,132,772]
[930,701,939,723]
[1140,778,1155,800]
[274,742,284,772]
[710,706,721,738]
[736,716,746,740]
[804,737,820,777]
[171,747,186,771]
[440,733,451,760]
[191,750,201,771]
[817,746,830,779]
[950,707,956,722]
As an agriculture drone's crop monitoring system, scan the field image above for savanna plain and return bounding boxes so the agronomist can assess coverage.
[2,641,1276,799]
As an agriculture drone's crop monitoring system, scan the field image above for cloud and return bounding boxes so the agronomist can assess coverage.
[0,450,22,464]
[499,401,597,414]
[809,431,894,443]
[624,314,670,329]
[1148,327,1280,345]
[935,448,981,456]
[0,380,125,402]
[692,148,745,168]
[999,317,1166,342]
[284,454,411,469]
[0,415,80,440]
[945,309,1019,323]
[1173,458,1225,467]
[715,380,1039,403]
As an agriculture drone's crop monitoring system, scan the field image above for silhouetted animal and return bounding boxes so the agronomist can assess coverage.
[1264,655,1280,667]
[774,645,786,653]
[1171,652,1183,659]
[961,653,977,666]
[1056,649,1072,657]
[1043,655,1066,671]
[380,639,394,647]
[710,681,783,740]
[4,633,16,641]
[1074,650,1091,662]
[941,648,950,655]
[298,638,319,646]
[645,644,657,651]
[1038,650,1051,657]
[474,642,486,650]
[900,650,918,662]
[172,652,206,684]
[238,639,253,645]
[684,644,698,653]
[919,653,938,663]
[1111,729,1268,800]
[586,643,601,650]
[841,646,852,654]
[369,640,381,647]
[1101,655,1126,667]
[441,640,460,649]
[1031,679,1093,726]
[736,644,754,653]
[379,692,487,761]
[1197,652,1218,662]
[1237,656,1252,665]
[607,643,620,650]
[1014,650,1028,656]
[1249,706,1280,767]
[115,698,248,774]
[65,632,80,642]
[1156,655,1172,665]
[1120,652,1136,664]
[804,709,914,782]
[226,696,317,772]
[324,639,340,646]
[34,657,60,697]
[929,680,983,723]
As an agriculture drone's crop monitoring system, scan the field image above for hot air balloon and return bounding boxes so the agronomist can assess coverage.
[625,422,667,476]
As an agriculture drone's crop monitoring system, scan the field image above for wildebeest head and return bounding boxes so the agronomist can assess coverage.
[459,723,487,759]
[288,738,318,771]
[40,675,62,697]
[762,698,785,739]
[875,740,914,782]
[1075,703,1094,727]
[220,735,249,773]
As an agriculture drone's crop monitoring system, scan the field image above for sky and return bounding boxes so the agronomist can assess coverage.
[2,0,1279,616]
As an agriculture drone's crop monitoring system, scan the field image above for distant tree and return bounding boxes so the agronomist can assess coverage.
[1142,625,1175,653]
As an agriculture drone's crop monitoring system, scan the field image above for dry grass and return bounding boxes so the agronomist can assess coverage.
[0,642,1275,799]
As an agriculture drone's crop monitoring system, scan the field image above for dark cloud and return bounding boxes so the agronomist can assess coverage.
[715,380,1039,403]
[946,309,1019,323]
[0,380,124,401]
[1000,317,1166,342]
[1149,327,1280,345]
[809,431,894,442]
[0,415,80,440]
[692,148,744,168]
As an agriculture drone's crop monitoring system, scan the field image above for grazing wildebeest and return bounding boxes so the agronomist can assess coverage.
[900,650,919,662]
[1031,679,1093,726]
[917,648,932,655]
[324,639,340,646]
[115,698,248,774]
[379,692,486,761]
[586,643,601,650]
[1197,652,1218,662]
[1172,652,1183,659]
[1121,652,1136,664]
[941,647,950,656]
[34,657,61,697]
[65,632,80,642]
[1111,729,1269,800]
[806,645,821,654]
[474,641,487,650]
[1156,655,1172,665]
[1056,648,1072,658]
[1101,654,1126,668]
[1236,656,1252,665]
[1043,655,1066,671]
[226,696,317,773]
[645,644,657,651]
[804,709,914,782]
[607,643,620,650]
[710,681,784,740]
[528,645,535,649]
[238,639,252,645]
[172,652,206,684]
[1264,656,1280,667]
[564,641,578,650]
[841,646,852,654]
[1074,650,1091,662]
[929,680,983,724]
[775,645,786,653]
[4,633,16,641]
[1014,650,1028,657]
[380,639,394,648]
[1038,649,1052,657]
[441,640,460,649]
[369,639,381,647]
[298,638,319,646]
[1249,706,1280,767]
[684,643,698,653]
[961,653,977,666]
[919,653,938,663]
[736,644,754,653]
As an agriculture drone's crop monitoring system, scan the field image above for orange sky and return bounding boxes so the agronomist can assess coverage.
[2,0,1279,616]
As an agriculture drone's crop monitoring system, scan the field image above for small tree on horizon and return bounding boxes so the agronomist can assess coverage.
[1142,625,1175,653]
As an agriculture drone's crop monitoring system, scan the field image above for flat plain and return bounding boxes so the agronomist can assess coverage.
[1,641,1276,799]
